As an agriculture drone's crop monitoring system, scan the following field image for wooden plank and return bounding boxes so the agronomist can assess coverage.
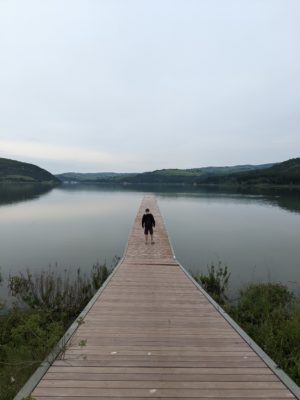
[32,397,295,400]
[32,387,296,397]
[38,380,285,389]
[47,366,275,374]
[43,372,280,382]
[31,195,296,399]
[32,394,292,400]
[52,361,266,368]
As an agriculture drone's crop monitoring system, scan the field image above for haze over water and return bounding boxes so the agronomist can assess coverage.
[0,184,299,301]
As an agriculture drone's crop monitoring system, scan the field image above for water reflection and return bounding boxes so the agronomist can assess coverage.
[0,183,299,303]
[0,183,299,215]
[0,183,53,206]
[58,183,300,215]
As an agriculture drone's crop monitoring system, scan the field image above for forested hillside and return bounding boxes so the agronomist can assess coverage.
[58,164,273,184]
[56,172,134,182]
[111,164,274,184]
[0,158,60,184]
[202,158,300,186]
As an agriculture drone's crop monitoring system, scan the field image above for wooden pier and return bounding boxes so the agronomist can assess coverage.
[29,195,296,399]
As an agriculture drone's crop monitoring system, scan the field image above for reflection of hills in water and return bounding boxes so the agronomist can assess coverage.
[0,183,53,206]
[58,183,300,215]
[275,195,300,214]
[0,182,299,214]
[226,186,300,214]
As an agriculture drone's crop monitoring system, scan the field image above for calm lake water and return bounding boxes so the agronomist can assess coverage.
[0,183,300,301]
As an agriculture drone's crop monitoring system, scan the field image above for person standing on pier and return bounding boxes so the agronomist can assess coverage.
[142,208,155,244]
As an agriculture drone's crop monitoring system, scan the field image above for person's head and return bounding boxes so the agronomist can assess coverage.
[145,208,150,213]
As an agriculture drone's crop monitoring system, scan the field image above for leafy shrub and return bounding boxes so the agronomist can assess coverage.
[0,308,64,400]
[194,266,300,385]
[229,283,300,385]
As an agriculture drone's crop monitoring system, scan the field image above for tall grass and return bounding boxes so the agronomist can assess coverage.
[0,262,111,400]
[0,267,3,310]
[9,262,109,322]
[193,262,230,305]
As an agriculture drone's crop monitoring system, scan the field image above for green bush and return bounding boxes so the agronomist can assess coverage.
[194,266,300,385]
[0,309,64,400]
[228,283,300,385]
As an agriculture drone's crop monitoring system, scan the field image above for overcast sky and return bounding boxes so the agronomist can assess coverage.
[0,0,299,173]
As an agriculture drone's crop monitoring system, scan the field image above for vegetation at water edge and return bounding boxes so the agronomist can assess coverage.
[193,262,230,305]
[0,263,110,400]
[194,264,300,386]
[228,283,300,385]
[1,261,299,398]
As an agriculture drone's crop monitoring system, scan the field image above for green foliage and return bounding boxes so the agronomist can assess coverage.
[1,262,110,399]
[194,262,230,305]
[0,308,64,400]
[194,266,300,385]
[228,283,300,385]
[229,283,293,324]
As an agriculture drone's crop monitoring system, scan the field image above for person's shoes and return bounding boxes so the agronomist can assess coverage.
[151,241,155,245]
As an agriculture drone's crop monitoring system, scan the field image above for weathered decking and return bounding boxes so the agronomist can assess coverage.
[30,195,297,399]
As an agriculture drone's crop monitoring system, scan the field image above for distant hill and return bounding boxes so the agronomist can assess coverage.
[56,172,135,183]
[0,158,60,184]
[201,158,300,186]
[112,164,274,184]
[56,159,300,187]
[57,164,275,185]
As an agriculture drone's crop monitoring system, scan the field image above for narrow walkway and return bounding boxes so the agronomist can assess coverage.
[31,195,296,399]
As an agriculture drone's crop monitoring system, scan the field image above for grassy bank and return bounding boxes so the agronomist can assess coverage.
[0,263,110,400]
[194,265,300,386]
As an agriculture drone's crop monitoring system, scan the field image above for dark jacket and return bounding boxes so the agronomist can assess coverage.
[142,213,155,228]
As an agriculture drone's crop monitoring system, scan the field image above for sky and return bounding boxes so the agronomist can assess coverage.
[0,0,299,173]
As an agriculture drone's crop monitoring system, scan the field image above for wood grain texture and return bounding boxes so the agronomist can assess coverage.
[31,195,295,399]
